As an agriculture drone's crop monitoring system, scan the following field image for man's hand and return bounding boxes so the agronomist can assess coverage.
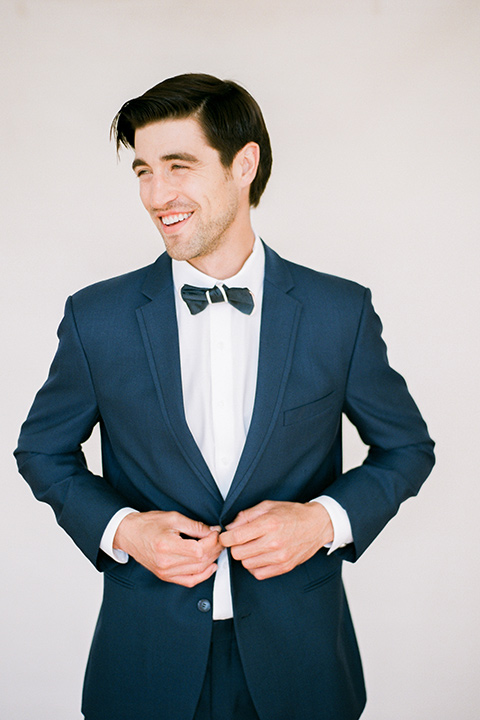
[113,510,223,587]
[219,500,334,580]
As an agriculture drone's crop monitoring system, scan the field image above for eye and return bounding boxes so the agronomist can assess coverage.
[171,164,188,171]
[135,168,151,177]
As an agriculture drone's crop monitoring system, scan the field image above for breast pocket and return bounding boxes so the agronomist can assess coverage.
[283,390,338,426]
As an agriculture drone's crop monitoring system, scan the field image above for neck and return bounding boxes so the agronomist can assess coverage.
[187,215,256,280]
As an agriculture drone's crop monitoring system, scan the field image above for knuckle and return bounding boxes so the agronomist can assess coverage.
[155,557,169,572]
[230,546,241,561]
[266,518,278,533]
[251,567,265,580]
[269,537,281,551]
[162,511,179,527]
[154,541,169,560]
[192,544,203,559]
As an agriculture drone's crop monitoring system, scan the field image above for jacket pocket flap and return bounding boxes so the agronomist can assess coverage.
[302,566,341,593]
[283,390,337,426]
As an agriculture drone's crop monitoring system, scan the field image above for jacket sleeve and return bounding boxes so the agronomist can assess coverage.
[14,296,131,567]
[324,288,435,561]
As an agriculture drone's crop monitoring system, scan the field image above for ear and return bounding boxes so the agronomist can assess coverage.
[232,142,260,190]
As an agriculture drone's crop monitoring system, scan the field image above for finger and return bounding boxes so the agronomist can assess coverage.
[161,557,217,576]
[154,533,221,575]
[197,532,223,557]
[169,513,215,540]
[155,533,213,564]
[220,523,263,548]
[220,511,275,548]
[161,531,222,568]
[154,540,221,572]
[228,536,272,561]
[166,563,218,588]
[198,529,222,545]
[245,563,286,581]
[224,502,273,530]
[240,548,292,571]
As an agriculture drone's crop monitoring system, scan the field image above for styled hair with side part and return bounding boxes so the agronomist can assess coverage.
[111,73,272,207]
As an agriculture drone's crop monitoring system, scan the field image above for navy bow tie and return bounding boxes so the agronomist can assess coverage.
[180,283,255,315]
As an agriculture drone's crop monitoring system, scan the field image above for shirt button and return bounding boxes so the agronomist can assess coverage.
[197,599,211,613]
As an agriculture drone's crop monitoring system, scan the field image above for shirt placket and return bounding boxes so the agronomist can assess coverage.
[209,299,236,498]
[209,298,236,618]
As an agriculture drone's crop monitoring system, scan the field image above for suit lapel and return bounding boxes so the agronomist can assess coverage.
[135,246,301,514]
[223,245,302,515]
[135,254,222,504]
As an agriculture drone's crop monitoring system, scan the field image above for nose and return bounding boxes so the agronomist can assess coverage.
[145,174,178,211]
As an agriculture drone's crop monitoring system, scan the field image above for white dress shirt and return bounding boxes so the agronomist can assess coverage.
[100,237,353,619]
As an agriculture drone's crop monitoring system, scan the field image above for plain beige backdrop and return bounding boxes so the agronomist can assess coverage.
[2,1,479,718]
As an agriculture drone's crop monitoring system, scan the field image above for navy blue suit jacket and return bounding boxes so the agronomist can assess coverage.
[15,243,434,720]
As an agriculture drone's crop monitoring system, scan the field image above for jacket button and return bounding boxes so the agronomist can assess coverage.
[197,599,211,613]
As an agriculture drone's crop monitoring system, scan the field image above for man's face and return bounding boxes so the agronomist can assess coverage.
[133,117,243,263]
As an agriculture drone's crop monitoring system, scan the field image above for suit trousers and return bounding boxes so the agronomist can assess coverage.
[193,619,260,720]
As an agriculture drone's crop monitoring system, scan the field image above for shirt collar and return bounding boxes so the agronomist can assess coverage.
[172,235,265,301]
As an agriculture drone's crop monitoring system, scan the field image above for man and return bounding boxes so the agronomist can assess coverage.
[15,74,435,720]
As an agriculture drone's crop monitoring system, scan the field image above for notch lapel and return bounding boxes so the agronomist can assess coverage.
[223,245,302,515]
[135,254,222,505]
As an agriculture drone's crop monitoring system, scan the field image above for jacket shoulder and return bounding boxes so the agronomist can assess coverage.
[71,264,152,305]
[288,259,366,296]
[67,253,170,316]
[265,243,368,307]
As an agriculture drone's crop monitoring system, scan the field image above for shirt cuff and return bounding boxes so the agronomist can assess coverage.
[99,507,139,564]
[312,495,353,554]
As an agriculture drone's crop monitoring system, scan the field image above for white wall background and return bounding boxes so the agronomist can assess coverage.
[1,1,479,718]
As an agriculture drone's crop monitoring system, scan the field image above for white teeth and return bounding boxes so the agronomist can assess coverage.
[161,212,192,226]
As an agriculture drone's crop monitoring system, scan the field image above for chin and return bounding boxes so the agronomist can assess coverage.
[162,240,195,263]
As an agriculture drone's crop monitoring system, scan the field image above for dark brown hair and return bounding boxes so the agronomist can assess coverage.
[111,73,272,207]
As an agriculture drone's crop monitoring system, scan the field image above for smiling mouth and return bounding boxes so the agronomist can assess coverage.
[160,212,193,226]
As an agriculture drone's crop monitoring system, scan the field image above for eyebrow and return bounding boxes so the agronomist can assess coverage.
[132,152,199,171]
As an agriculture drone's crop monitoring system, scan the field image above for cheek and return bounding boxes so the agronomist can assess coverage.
[138,183,151,210]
